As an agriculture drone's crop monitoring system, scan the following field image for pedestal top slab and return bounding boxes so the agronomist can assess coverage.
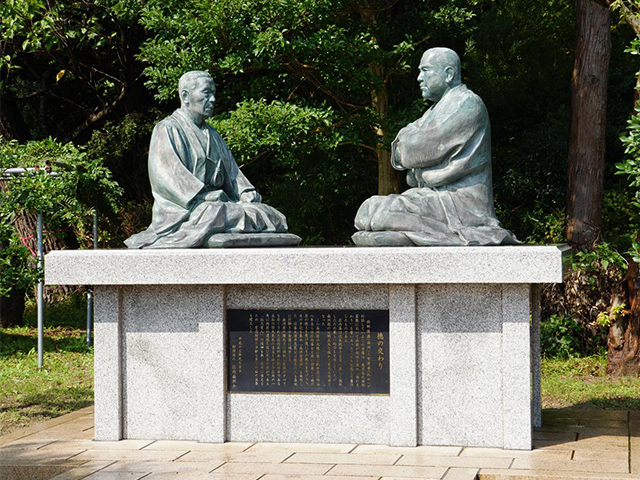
[45,245,570,286]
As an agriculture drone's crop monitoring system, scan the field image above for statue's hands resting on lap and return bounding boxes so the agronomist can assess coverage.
[202,189,230,202]
[406,169,419,188]
[240,190,262,203]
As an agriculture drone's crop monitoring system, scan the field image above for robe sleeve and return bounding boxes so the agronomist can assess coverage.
[394,93,488,172]
[208,128,256,201]
[148,122,205,209]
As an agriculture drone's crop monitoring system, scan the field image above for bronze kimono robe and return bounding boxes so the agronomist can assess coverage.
[125,109,288,248]
[354,85,518,246]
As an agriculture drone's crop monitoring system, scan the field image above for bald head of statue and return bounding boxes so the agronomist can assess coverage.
[417,47,462,104]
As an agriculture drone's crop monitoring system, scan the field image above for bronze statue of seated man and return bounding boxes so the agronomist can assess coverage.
[353,48,518,247]
[125,71,300,248]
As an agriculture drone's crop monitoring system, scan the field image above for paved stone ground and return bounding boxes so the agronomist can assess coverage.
[0,407,638,480]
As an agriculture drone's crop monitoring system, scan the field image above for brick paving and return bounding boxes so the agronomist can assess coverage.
[0,407,638,480]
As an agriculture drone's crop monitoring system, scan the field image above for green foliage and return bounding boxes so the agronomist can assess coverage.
[136,0,494,241]
[0,138,122,296]
[0,0,145,141]
[0,223,39,298]
[573,241,628,273]
[541,314,585,359]
[211,99,342,167]
[22,294,87,330]
[596,302,627,328]
[618,99,640,261]
[542,242,626,358]
[86,112,160,201]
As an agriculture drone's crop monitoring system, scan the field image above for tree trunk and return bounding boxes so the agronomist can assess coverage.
[11,211,74,303]
[607,257,640,375]
[359,6,401,196]
[566,0,611,250]
[370,64,400,195]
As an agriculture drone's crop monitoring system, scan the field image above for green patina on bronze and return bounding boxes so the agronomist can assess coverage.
[353,48,519,247]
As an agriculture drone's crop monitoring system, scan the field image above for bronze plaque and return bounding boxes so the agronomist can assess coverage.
[227,309,389,394]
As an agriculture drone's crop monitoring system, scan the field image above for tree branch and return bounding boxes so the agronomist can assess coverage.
[615,0,640,34]
[64,84,126,141]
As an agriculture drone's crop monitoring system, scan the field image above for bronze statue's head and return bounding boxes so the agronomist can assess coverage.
[417,48,461,103]
[179,71,216,119]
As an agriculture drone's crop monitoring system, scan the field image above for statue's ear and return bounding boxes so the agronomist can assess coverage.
[180,89,190,105]
[444,66,455,84]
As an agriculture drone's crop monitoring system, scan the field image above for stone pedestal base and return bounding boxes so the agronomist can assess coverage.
[45,245,569,449]
[206,232,301,247]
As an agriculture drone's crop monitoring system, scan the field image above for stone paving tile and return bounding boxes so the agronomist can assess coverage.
[261,475,379,480]
[19,428,93,442]
[0,464,74,480]
[0,439,57,450]
[82,473,148,480]
[396,454,512,469]
[244,442,357,454]
[572,448,629,461]
[143,440,253,452]
[579,419,630,428]
[537,426,628,437]
[328,463,448,478]
[0,407,94,446]
[40,439,155,451]
[351,445,462,456]
[531,440,579,451]
[285,452,401,465]
[532,431,577,442]
[145,474,262,480]
[572,435,629,447]
[540,417,581,426]
[175,450,292,463]
[0,446,86,463]
[68,449,189,462]
[479,467,638,479]
[101,460,219,473]
[378,478,447,480]
[575,427,629,436]
[576,410,630,420]
[49,461,116,480]
[210,461,332,476]
[460,447,571,459]
[510,456,629,473]
[442,467,479,480]
[630,434,640,475]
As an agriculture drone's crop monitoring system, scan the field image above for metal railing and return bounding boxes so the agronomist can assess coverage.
[1,165,96,368]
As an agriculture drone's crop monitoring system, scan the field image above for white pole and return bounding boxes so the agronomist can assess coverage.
[37,211,44,369]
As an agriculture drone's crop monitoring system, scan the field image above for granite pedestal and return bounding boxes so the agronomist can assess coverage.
[45,245,570,450]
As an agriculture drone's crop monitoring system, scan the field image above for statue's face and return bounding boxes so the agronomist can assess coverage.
[184,77,216,118]
[417,53,448,103]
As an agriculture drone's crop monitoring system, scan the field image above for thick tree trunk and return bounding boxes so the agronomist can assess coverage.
[607,257,640,375]
[566,0,611,249]
[370,65,400,195]
[359,6,401,196]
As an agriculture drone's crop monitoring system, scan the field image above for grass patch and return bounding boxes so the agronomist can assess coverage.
[542,354,640,410]
[0,325,93,436]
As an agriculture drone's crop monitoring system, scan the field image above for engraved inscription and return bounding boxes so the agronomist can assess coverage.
[227,309,389,394]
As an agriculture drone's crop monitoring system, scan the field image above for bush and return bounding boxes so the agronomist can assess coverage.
[0,138,122,301]
[541,314,585,358]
